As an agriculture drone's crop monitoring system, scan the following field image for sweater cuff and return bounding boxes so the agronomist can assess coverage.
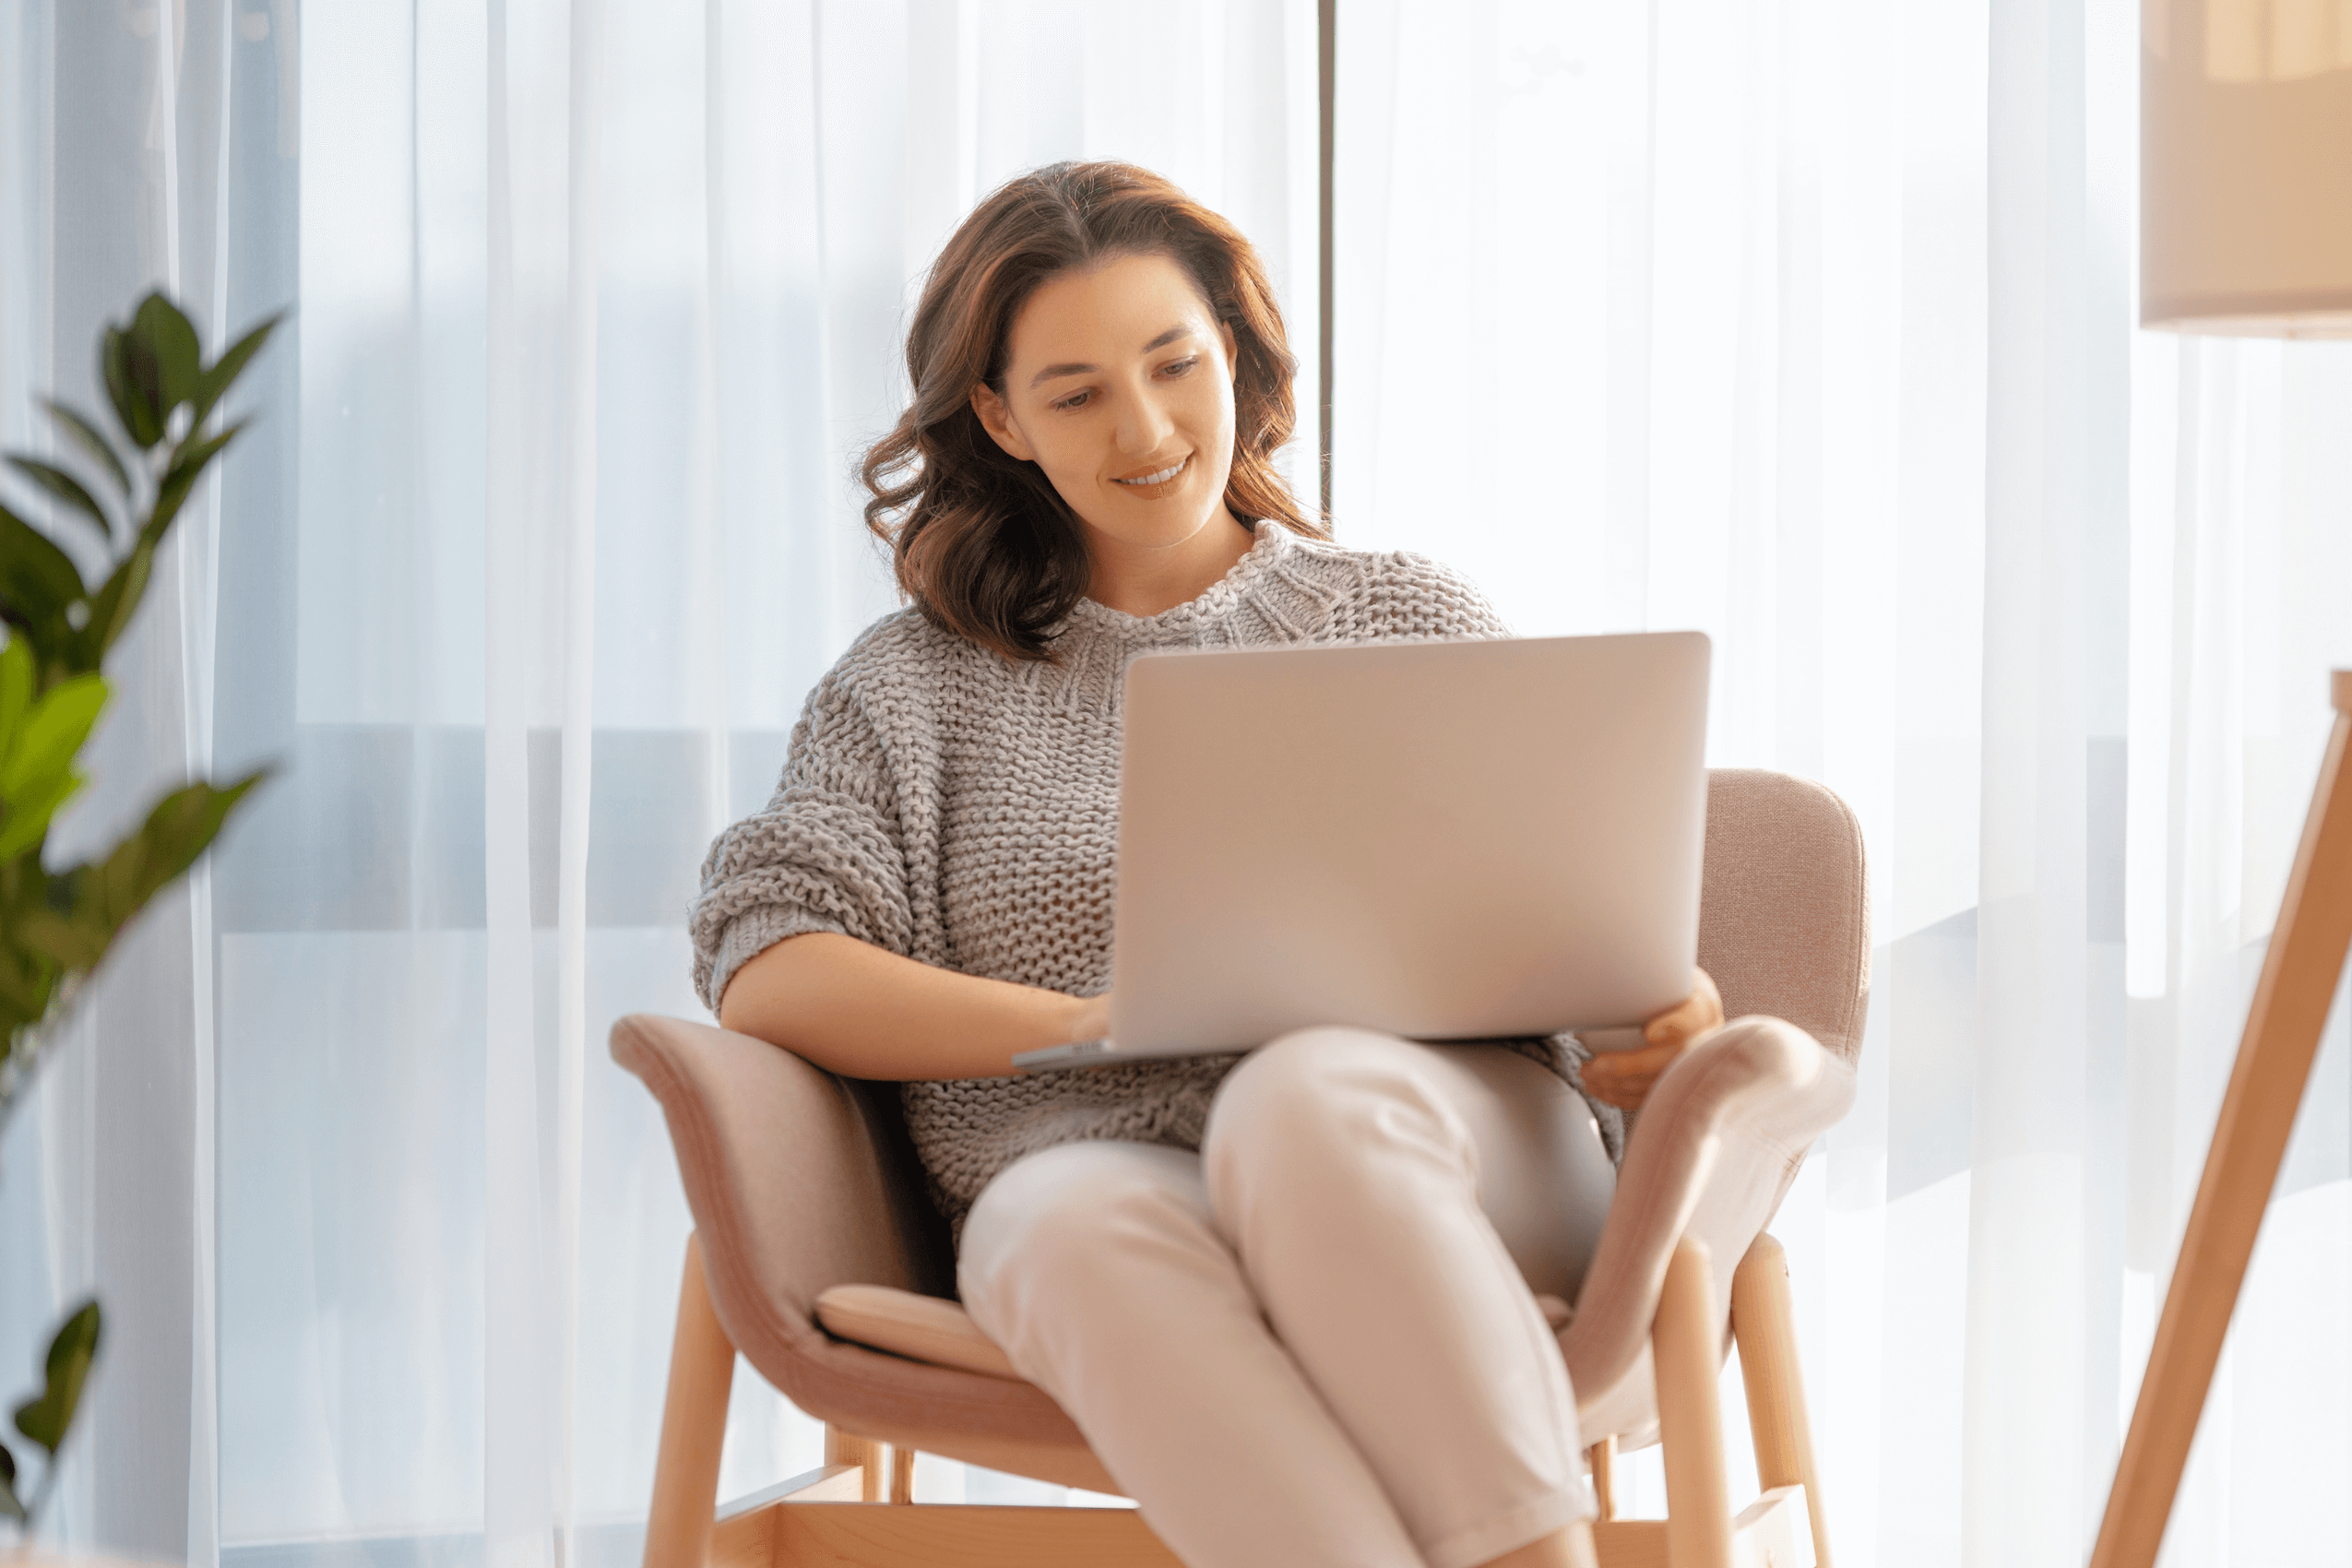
[704,903,849,1016]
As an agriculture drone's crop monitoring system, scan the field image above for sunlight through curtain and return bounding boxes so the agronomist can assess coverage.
[1333,4,2352,1566]
[0,2,1315,1563]
[6,2,2347,1566]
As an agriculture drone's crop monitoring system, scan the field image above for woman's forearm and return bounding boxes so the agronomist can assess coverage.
[715,931,1100,1081]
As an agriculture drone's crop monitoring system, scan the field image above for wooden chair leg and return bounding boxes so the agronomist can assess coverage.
[888,1444,917,1503]
[1586,1436,1617,1521]
[826,1426,886,1503]
[1655,1237,1731,1568]
[647,1231,738,1568]
[1732,1234,1831,1568]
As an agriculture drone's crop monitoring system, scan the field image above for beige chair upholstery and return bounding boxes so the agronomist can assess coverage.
[608,1013,1123,1490]
[1565,767,1868,1441]
[612,766,1871,1564]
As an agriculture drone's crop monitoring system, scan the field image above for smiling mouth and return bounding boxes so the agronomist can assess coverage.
[1113,455,1190,492]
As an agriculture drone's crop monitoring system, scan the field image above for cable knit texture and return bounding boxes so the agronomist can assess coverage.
[690,522,1622,1236]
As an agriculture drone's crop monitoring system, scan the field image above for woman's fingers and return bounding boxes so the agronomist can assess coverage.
[1643,992,1707,1045]
[1581,1039,1680,1109]
[1643,968,1726,1045]
[1593,971,1728,1110]
[1587,1040,1680,1077]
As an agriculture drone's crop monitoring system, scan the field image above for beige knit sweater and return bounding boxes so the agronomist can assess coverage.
[690,521,1619,1233]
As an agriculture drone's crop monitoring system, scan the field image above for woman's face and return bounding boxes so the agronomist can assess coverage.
[971,249,1242,560]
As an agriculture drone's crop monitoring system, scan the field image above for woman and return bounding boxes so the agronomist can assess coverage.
[691,161,1727,1568]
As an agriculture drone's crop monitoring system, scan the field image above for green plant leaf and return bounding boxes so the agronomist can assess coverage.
[0,766,85,861]
[78,541,153,666]
[113,320,168,452]
[12,1298,100,1455]
[13,904,106,974]
[0,944,54,1030]
[132,293,204,415]
[42,399,132,503]
[187,313,283,434]
[28,771,267,978]
[0,503,89,626]
[102,770,268,917]
[0,674,107,800]
[101,325,160,450]
[6,457,114,540]
[149,422,245,546]
[0,638,33,759]
[0,1436,23,1524]
[164,422,244,488]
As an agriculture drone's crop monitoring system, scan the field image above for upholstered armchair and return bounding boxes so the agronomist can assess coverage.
[615,766,1868,1568]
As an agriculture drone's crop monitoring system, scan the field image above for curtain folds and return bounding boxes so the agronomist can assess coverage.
[1,3,2345,1567]
[1,1,1318,1562]
[1335,4,2351,1566]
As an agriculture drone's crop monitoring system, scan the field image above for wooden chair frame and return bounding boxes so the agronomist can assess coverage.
[645,1229,1831,1568]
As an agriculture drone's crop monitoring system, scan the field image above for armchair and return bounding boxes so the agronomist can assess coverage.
[615,767,1869,1568]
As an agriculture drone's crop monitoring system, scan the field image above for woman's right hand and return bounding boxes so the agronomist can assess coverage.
[1580,968,1723,1111]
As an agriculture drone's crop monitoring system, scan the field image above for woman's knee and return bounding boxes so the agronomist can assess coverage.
[957,1141,1213,1317]
[1203,1028,1470,1200]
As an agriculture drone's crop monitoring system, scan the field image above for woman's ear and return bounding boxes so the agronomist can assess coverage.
[1219,320,1239,381]
[970,383,1036,462]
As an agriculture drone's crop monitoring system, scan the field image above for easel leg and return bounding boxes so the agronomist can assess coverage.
[2092,676,2352,1568]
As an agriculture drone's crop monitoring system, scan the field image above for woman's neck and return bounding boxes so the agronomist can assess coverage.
[1081,508,1256,618]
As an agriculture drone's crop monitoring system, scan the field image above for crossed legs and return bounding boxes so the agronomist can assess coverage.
[957,1028,1618,1568]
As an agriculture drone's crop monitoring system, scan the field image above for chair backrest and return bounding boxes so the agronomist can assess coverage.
[1695,768,1871,1067]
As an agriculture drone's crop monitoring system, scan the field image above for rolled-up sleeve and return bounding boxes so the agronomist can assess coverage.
[688,670,915,1014]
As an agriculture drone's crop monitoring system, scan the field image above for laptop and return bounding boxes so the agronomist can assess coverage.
[1011,630,1711,1071]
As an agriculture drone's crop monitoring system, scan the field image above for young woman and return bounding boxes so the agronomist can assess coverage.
[691,161,1727,1568]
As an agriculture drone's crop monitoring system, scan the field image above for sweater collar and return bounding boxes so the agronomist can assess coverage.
[1031,521,1345,713]
[1060,520,1301,646]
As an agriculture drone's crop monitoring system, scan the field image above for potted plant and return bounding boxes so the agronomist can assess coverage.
[0,293,276,1540]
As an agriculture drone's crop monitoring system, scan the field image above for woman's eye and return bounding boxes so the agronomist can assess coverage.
[1161,357,1199,377]
[1053,390,1093,410]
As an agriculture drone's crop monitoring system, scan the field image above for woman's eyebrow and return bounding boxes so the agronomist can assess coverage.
[1027,324,1198,388]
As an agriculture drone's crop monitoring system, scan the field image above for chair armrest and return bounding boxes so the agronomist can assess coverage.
[610,1015,952,1380]
[1562,1013,1855,1441]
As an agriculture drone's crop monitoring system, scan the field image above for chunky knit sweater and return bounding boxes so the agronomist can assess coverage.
[690,521,1621,1234]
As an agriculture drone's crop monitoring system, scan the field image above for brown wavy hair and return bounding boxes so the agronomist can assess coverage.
[861,160,1326,662]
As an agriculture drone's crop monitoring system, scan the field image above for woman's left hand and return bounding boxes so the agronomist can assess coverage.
[1579,968,1724,1111]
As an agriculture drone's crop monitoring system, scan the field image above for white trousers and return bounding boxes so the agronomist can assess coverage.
[957,1027,1621,1568]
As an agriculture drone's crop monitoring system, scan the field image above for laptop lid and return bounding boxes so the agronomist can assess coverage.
[1104,630,1711,1056]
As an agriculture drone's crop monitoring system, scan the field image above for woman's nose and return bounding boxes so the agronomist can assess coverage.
[1115,387,1176,454]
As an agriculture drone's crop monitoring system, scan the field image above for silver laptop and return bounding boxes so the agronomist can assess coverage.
[1012,631,1711,1071]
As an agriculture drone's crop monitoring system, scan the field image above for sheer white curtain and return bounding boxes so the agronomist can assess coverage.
[1335,3,2352,1566]
[9,2,2346,1566]
[0,1,1315,1563]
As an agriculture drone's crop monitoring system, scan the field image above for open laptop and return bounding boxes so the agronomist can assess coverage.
[1011,630,1711,1071]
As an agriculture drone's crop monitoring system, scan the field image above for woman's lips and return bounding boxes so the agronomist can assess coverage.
[1111,454,1190,500]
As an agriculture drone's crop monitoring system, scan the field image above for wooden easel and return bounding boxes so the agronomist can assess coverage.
[2090,671,2352,1568]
